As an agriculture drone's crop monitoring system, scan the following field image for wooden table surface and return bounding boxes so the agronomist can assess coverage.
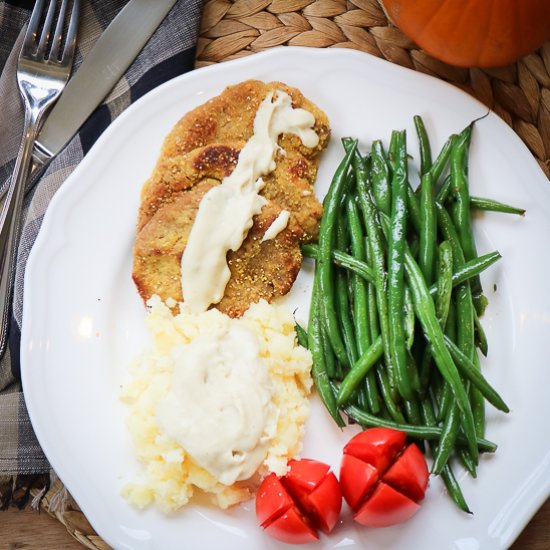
[2,497,549,549]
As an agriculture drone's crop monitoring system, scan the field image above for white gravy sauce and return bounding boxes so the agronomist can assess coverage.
[155,323,278,485]
[261,210,290,242]
[180,90,319,313]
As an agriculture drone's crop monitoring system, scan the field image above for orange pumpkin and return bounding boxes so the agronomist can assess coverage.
[382,0,550,68]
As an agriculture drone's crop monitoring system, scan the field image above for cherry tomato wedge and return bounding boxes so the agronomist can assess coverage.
[382,443,429,502]
[256,459,342,544]
[354,482,420,528]
[340,428,429,527]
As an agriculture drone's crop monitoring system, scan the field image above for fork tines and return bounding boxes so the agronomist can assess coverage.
[24,0,80,65]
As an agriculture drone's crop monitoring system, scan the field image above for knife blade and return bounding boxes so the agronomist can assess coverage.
[31,0,178,176]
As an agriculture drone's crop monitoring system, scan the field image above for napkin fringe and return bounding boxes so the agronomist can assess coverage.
[0,472,55,511]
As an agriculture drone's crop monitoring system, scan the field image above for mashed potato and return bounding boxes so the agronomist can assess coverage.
[120,296,313,511]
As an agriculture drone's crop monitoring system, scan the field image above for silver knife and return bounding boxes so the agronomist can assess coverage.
[31,0,178,179]
[0,0,177,358]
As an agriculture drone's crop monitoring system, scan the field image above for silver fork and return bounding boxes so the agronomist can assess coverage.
[0,0,80,358]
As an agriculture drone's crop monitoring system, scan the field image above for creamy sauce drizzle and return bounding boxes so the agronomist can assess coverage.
[155,323,278,485]
[261,210,290,242]
[181,90,319,313]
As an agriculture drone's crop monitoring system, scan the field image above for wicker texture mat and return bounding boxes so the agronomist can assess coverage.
[32,479,110,550]
[24,1,550,548]
[198,0,550,179]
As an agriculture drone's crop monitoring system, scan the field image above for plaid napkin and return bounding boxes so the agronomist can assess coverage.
[0,0,202,489]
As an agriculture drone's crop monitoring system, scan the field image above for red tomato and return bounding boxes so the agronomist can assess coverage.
[340,427,429,527]
[256,459,342,544]
[354,482,420,528]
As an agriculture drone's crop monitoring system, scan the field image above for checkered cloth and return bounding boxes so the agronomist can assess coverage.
[0,0,202,476]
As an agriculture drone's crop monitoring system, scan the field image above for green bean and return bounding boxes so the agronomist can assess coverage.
[418,345,433,396]
[403,247,479,463]
[344,405,497,453]
[436,241,454,327]
[420,397,472,513]
[336,209,359,369]
[470,196,525,216]
[436,201,469,270]
[470,351,486,437]
[308,276,345,427]
[419,393,437,427]
[458,448,478,478]
[388,130,413,401]
[404,286,415,350]
[445,300,457,344]
[441,465,472,513]
[406,348,421,393]
[450,125,484,313]
[443,335,508,412]
[475,293,489,317]
[437,382,453,422]
[367,252,381,343]
[304,244,501,301]
[419,170,437,284]
[295,323,309,349]
[356,385,370,413]
[407,184,422,234]
[431,286,456,410]
[455,273,477,436]
[337,336,384,406]
[388,128,399,167]
[318,140,357,367]
[437,399,478,478]
[414,115,432,175]
[451,252,501,290]
[403,396,423,427]
[347,196,380,412]
[365,242,383,414]
[321,322,338,379]
[302,244,374,283]
[382,161,420,237]
[347,197,370,355]
[456,283,475,363]
[451,125,477,253]
[438,190,523,216]
[436,174,452,205]
[429,134,456,184]
[432,401,462,474]
[474,310,488,356]
[371,140,391,216]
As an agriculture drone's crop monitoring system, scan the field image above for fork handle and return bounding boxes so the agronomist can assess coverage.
[0,112,38,358]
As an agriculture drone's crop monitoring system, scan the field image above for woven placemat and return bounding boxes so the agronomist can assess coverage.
[26,1,550,548]
[197,0,550,179]
[31,478,110,550]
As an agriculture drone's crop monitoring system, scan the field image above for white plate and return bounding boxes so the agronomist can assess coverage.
[21,47,550,550]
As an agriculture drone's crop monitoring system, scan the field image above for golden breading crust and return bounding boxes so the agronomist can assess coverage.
[132,80,329,317]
